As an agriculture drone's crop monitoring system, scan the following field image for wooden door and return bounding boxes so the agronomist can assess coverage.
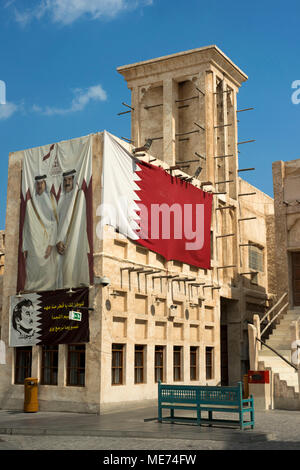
[220,325,229,386]
[291,252,300,306]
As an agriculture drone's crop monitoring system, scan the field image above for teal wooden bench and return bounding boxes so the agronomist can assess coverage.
[158,381,254,430]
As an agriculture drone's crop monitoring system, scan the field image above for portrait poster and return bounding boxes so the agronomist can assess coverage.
[17,135,93,293]
[9,287,89,347]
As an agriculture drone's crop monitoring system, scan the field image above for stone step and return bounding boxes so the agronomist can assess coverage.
[265,340,292,348]
[260,348,291,358]
[258,358,294,369]
[283,314,300,320]
[274,324,294,329]
[269,331,292,337]
[280,319,299,325]
[258,361,299,388]
[264,345,292,352]
[262,364,298,378]
[272,365,298,375]
[275,373,298,382]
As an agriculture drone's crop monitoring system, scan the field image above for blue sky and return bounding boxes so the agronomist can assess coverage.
[0,0,299,230]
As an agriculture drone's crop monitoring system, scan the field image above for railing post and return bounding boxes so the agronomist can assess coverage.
[248,323,258,370]
[158,380,162,422]
[290,319,300,403]
[253,314,261,350]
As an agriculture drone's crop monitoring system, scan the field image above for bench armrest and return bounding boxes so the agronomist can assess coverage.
[242,397,253,404]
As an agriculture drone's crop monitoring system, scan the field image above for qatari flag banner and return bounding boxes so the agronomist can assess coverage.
[100,131,213,269]
[9,288,89,347]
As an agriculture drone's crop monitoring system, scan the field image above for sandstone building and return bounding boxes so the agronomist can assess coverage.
[0,46,278,412]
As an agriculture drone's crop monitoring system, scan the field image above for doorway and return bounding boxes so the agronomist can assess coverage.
[291,252,300,306]
[220,325,228,386]
[220,297,240,385]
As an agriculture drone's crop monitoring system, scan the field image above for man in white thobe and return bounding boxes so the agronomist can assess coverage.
[56,169,90,289]
[22,175,58,291]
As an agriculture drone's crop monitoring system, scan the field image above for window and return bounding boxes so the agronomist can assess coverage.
[249,245,264,272]
[0,252,4,275]
[67,344,85,387]
[206,347,214,380]
[154,346,165,383]
[134,345,146,384]
[112,343,125,385]
[41,345,58,385]
[173,346,182,381]
[190,346,198,381]
[15,347,32,384]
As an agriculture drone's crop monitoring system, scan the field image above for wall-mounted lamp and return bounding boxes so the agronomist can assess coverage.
[110,290,124,298]
[94,276,111,287]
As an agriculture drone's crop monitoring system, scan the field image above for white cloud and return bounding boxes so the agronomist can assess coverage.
[33,84,107,116]
[10,0,153,26]
[0,102,18,120]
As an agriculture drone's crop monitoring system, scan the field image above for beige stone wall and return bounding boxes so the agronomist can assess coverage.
[273,158,300,305]
[99,228,221,404]
[0,230,5,335]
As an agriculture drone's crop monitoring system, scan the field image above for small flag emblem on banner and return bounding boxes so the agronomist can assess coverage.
[69,311,82,321]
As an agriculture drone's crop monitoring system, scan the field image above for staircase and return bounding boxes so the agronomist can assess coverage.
[257,308,300,408]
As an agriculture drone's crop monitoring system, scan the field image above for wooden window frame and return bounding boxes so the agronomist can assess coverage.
[15,347,32,385]
[67,344,86,387]
[173,346,183,382]
[190,346,198,381]
[206,346,214,380]
[112,343,125,386]
[154,345,165,383]
[134,345,146,384]
[41,345,58,386]
[248,244,264,273]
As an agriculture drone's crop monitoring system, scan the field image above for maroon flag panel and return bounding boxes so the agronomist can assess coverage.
[135,162,213,270]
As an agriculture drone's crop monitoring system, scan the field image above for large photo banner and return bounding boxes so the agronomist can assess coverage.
[17,135,93,293]
[9,288,89,347]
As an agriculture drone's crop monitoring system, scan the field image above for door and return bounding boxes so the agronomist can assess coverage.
[291,252,300,306]
[220,325,229,386]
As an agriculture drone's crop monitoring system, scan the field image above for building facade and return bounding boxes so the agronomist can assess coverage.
[273,158,300,306]
[0,46,277,413]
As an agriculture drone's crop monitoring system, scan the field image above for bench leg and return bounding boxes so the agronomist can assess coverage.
[197,406,201,426]
[158,404,162,423]
[239,410,244,430]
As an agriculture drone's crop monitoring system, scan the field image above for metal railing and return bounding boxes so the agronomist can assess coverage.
[256,337,298,371]
[260,292,289,338]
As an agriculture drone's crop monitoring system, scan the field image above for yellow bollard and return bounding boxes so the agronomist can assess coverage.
[24,377,39,412]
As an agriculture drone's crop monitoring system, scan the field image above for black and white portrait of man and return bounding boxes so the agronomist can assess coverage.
[10,295,41,347]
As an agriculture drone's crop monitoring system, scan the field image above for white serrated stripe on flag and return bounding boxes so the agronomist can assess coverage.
[100,131,141,240]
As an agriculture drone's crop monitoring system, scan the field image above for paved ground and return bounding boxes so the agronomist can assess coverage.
[0,406,299,451]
